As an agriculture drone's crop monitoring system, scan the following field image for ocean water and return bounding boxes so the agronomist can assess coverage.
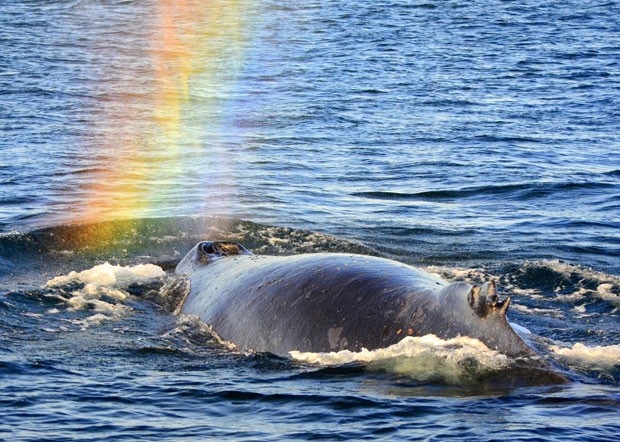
[1,0,619,440]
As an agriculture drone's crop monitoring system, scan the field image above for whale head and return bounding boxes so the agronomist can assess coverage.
[436,280,536,359]
[439,280,569,384]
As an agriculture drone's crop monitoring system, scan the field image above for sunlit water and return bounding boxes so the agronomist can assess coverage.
[1,0,619,440]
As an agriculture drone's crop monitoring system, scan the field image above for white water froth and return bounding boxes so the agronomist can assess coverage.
[426,265,497,284]
[47,263,165,289]
[45,263,165,327]
[291,335,511,384]
[536,260,620,305]
[428,261,620,306]
[167,314,238,351]
[550,343,620,370]
[510,303,565,318]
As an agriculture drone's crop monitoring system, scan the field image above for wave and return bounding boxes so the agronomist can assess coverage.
[550,343,620,371]
[2,217,619,387]
[290,334,572,388]
[291,335,512,386]
[0,216,377,262]
[161,315,237,353]
[43,262,169,327]
[0,359,77,377]
[0,216,377,282]
[603,169,620,177]
[351,181,615,202]
[510,260,620,306]
[430,259,619,308]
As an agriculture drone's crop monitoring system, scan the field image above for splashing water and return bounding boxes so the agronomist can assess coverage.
[291,335,511,385]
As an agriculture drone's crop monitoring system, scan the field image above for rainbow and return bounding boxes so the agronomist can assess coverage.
[78,0,250,230]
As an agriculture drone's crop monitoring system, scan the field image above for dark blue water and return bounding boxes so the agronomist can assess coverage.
[1,0,619,440]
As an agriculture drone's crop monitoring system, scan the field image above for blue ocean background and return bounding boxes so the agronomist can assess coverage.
[1,0,619,440]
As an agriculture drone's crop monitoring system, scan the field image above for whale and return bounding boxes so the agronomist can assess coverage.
[175,241,554,365]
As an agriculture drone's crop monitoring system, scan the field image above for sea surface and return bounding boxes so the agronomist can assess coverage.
[1,0,620,440]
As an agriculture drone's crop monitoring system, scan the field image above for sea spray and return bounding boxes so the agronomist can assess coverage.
[291,335,511,385]
[45,262,166,326]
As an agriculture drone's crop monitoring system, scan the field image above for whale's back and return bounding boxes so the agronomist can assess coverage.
[180,252,447,355]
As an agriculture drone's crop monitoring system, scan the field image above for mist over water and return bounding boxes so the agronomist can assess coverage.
[1,0,619,440]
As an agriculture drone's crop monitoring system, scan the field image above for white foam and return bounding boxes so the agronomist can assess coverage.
[425,265,496,283]
[431,261,619,307]
[167,315,238,351]
[596,283,620,305]
[267,236,290,246]
[550,343,620,370]
[555,287,589,303]
[536,260,620,305]
[505,285,543,298]
[71,313,113,328]
[290,335,510,384]
[573,304,589,316]
[539,260,614,282]
[23,312,43,318]
[510,303,565,318]
[45,263,165,323]
[47,262,164,289]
